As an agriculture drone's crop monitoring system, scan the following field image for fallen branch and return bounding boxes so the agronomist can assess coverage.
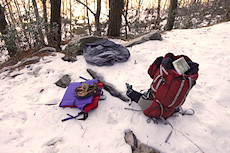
[122,30,161,47]
[87,68,129,102]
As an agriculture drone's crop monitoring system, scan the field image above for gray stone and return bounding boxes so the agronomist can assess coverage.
[133,144,160,153]
[32,47,56,56]
[18,56,40,67]
[61,55,77,62]
[64,36,108,56]
[149,32,162,41]
[10,73,23,78]
[0,56,40,74]
[55,74,71,88]
[124,130,160,153]
[124,131,138,151]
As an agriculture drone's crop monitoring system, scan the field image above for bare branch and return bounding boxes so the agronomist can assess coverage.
[76,0,96,16]
[87,68,130,102]
[175,129,205,153]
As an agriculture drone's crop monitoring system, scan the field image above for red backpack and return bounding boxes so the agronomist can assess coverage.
[143,53,199,120]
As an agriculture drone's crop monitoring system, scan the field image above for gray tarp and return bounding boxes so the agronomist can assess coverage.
[83,40,130,66]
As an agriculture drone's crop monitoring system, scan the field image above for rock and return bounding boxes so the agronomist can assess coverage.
[124,131,138,151]
[64,36,108,56]
[7,57,20,66]
[61,55,77,62]
[133,144,160,153]
[55,74,71,88]
[32,47,56,56]
[124,130,160,153]
[123,30,162,48]
[19,56,40,67]
[149,32,162,41]
[10,73,23,78]
[0,56,41,75]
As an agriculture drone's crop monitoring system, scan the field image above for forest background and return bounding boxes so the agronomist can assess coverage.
[0,0,230,62]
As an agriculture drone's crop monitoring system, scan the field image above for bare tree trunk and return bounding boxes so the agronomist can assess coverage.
[13,0,28,39]
[62,0,65,17]
[76,0,101,35]
[224,0,230,21]
[124,0,130,39]
[4,0,16,26]
[31,0,40,45]
[0,5,7,34]
[95,0,101,35]
[66,0,68,19]
[155,0,161,29]
[21,0,33,49]
[107,0,124,37]
[105,0,109,11]
[165,0,177,31]
[163,0,168,11]
[50,0,61,50]
[42,0,49,45]
[32,0,45,47]
[0,4,17,57]
[85,0,92,35]
[32,0,39,19]
[70,0,73,38]
[13,0,22,21]
[207,0,219,25]
[136,0,143,16]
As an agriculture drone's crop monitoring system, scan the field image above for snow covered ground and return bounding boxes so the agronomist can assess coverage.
[0,21,230,153]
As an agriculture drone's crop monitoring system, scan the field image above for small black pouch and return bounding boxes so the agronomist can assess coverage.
[126,83,142,103]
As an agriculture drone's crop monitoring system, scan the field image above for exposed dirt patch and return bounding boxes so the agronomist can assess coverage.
[0,48,73,72]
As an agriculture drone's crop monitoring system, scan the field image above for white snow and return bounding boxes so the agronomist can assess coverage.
[0,21,230,153]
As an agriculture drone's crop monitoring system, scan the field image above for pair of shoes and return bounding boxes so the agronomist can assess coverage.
[75,82,100,99]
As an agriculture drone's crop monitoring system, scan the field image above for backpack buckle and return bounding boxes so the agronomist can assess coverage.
[160,76,166,85]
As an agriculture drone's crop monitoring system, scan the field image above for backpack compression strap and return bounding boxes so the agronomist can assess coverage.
[61,112,88,122]
[151,65,168,92]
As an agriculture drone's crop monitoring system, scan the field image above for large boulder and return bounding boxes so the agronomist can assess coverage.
[64,36,108,56]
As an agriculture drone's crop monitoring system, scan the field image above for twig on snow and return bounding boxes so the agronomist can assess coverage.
[175,128,205,153]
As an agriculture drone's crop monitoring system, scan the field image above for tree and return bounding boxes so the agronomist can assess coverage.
[50,0,61,50]
[0,5,7,34]
[107,0,124,37]
[165,0,178,31]
[123,0,130,39]
[42,0,49,45]
[155,0,161,29]
[76,0,102,35]
[0,4,17,57]
[95,0,101,35]
[85,0,92,35]
[224,0,230,21]
[32,0,45,46]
